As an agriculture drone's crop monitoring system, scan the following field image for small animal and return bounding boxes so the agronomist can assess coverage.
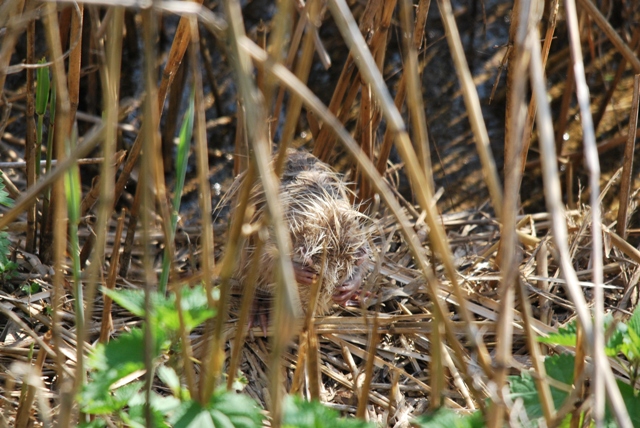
[228,150,370,328]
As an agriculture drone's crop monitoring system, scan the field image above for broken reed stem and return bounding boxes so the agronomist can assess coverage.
[84,3,123,362]
[99,209,126,343]
[488,0,532,422]
[564,0,606,422]
[616,74,639,239]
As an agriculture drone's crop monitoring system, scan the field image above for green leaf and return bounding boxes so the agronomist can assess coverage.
[81,328,167,413]
[624,306,640,362]
[169,389,263,428]
[35,58,50,117]
[538,321,578,346]
[157,365,182,397]
[170,400,215,428]
[78,420,107,428]
[126,403,171,428]
[0,174,14,207]
[103,288,147,317]
[412,408,484,428]
[507,353,574,424]
[283,395,372,428]
[20,282,40,295]
[208,388,265,428]
[175,285,216,332]
[104,286,215,334]
[79,380,144,415]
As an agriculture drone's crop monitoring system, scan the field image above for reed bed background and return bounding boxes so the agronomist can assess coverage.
[0,0,639,426]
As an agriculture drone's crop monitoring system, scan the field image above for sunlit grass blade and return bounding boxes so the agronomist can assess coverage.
[159,89,194,295]
[35,58,50,178]
[64,125,85,389]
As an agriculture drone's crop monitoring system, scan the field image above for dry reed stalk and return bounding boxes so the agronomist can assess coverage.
[41,2,77,424]
[84,5,123,359]
[227,201,260,390]
[99,210,126,343]
[139,7,163,423]
[263,0,293,129]
[564,0,607,422]
[529,11,632,425]
[518,0,559,180]
[111,3,203,211]
[356,314,379,418]
[24,1,36,254]
[488,0,533,423]
[0,0,25,99]
[204,5,302,423]
[276,0,324,175]
[311,55,356,161]
[118,180,140,278]
[14,332,49,428]
[576,0,640,72]
[67,4,83,129]
[616,74,639,239]
[236,36,487,407]
[436,0,503,220]
[187,14,217,400]
[398,0,431,180]
[594,28,640,131]
[351,0,387,203]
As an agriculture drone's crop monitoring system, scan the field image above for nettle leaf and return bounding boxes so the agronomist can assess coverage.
[538,321,577,346]
[612,378,640,426]
[81,328,168,413]
[283,395,373,428]
[79,380,144,415]
[508,353,574,424]
[412,408,484,428]
[103,288,147,317]
[78,420,107,428]
[125,403,169,428]
[104,286,215,334]
[208,388,265,428]
[539,316,627,358]
[624,306,640,362]
[0,177,13,208]
[169,389,263,428]
[178,285,216,331]
[170,400,215,428]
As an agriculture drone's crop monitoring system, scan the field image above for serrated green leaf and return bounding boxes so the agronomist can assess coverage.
[78,420,107,428]
[625,306,640,362]
[507,353,574,425]
[208,388,265,428]
[538,321,578,346]
[412,408,484,428]
[283,395,372,428]
[103,288,147,317]
[157,365,181,397]
[125,403,170,428]
[0,175,14,208]
[104,286,214,334]
[170,400,215,428]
